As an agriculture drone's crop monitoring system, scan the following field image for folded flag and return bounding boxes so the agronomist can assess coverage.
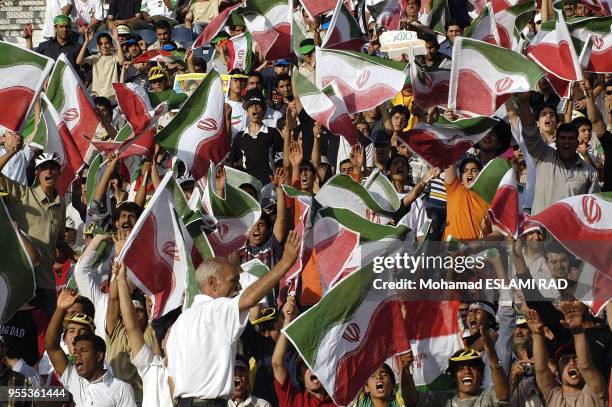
[397,115,499,168]
[449,37,545,116]
[46,53,100,158]
[409,62,450,109]
[225,32,254,72]
[300,0,337,18]
[0,199,35,324]
[322,0,366,51]
[0,41,54,132]
[239,0,291,61]
[464,3,501,45]
[565,16,612,73]
[193,2,242,48]
[525,11,583,82]
[494,1,536,50]
[316,48,408,113]
[367,0,407,30]
[469,157,513,204]
[156,69,229,179]
[529,193,612,315]
[294,69,359,145]
[131,49,174,65]
[488,167,519,238]
[116,172,193,318]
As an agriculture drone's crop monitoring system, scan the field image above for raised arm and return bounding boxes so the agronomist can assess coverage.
[106,230,128,335]
[117,262,146,358]
[580,79,606,139]
[399,351,419,407]
[272,295,297,385]
[238,230,300,311]
[93,153,120,202]
[559,301,607,398]
[402,167,440,207]
[524,306,555,399]
[77,29,94,66]
[480,325,509,402]
[109,26,126,65]
[271,168,288,242]
[44,289,78,377]
[133,162,150,208]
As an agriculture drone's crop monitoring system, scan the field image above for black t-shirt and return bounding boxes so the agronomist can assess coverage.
[108,0,142,20]
[231,125,284,184]
[600,131,612,192]
[35,36,83,70]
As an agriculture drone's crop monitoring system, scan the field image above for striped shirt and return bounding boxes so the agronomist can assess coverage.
[0,366,34,407]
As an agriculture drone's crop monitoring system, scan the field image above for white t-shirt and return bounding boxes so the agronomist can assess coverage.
[166,294,249,399]
[74,0,104,25]
[131,344,172,407]
[43,0,76,38]
[0,144,37,185]
[60,362,136,407]
[141,0,176,19]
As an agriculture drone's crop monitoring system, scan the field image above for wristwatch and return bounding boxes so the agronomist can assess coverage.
[570,326,585,335]
[491,359,502,369]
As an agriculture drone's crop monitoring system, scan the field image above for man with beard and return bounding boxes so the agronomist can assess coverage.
[403,327,509,406]
[26,15,83,71]
[508,316,542,407]
[167,232,300,406]
[229,355,272,407]
[0,138,73,317]
[272,296,334,406]
[45,288,136,406]
[518,93,599,215]
[524,302,607,407]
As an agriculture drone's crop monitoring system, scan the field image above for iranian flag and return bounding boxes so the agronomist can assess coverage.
[525,11,583,81]
[322,0,366,51]
[199,164,262,256]
[363,169,401,212]
[449,37,545,116]
[156,70,229,180]
[397,115,499,168]
[301,0,336,17]
[283,262,462,405]
[226,32,253,72]
[490,0,521,12]
[463,3,501,45]
[488,167,519,238]
[316,48,408,113]
[131,49,173,64]
[193,2,242,48]
[116,172,193,318]
[529,193,612,315]
[566,16,612,73]
[367,0,407,30]
[294,69,359,145]
[0,41,54,132]
[470,157,513,204]
[0,200,35,324]
[409,62,450,109]
[34,94,85,196]
[494,1,536,50]
[429,0,449,33]
[46,53,100,159]
[239,0,291,61]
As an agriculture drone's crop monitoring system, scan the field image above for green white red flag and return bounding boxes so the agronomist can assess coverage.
[316,48,408,113]
[469,157,513,204]
[449,37,545,116]
[193,2,242,48]
[397,115,499,168]
[525,11,583,81]
[0,199,35,324]
[464,3,501,45]
[283,262,462,405]
[199,164,262,256]
[565,16,612,73]
[131,49,173,64]
[409,62,450,109]
[300,0,337,18]
[494,1,536,50]
[0,41,54,132]
[488,167,519,238]
[156,70,230,179]
[226,32,254,72]
[46,53,100,158]
[367,0,407,30]
[239,0,291,60]
[116,172,194,318]
[322,0,366,51]
[529,193,612,315]
[34,94,85,196]
[294,69,359,144]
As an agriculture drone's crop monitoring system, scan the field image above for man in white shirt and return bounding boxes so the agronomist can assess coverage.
[166,230,301,406]
[45,288,136,407]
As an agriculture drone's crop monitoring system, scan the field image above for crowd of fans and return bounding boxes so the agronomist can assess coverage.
[0,0,611,406]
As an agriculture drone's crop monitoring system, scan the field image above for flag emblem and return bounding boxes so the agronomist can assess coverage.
[163,241,181,260]
[592,35,603,49]
[342,322,361,342]
[197,118,218,131]
[62,108,79,122]
[582,195,601,224]
[356,69,371,88]
[495,77,513,93]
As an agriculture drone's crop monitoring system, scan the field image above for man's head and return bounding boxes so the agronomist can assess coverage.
[126,35,143,58]
[543,240,571,279]
[116,24,132,45]
[229,24,246,36]
[273,59,291,75]
[523,227,545,253]
[177,173,195,200]
[148,67,168,92]
[555,123,579,161]
[445,20,463,43]
[466,301,495,336]
[243,90,266,123]
[298,39,316,65]
[232,356,250,400]
[387,154,412,184]
[246,71,263,91]
[555,344,584,388]
[196,257,242,298]
[63,313,95,356]
[155,20,172,46]
[564,0,577,16]
[513,317,532,348]
[448,349,485,396]
[112,201,141,232]
[252,306,281,340]
[276,74,292,99]
[131,295,149,332]
[575,3,588,16]
[35,153,62,191]
[53,15,71,41]
[459,157,482,188]
[536,104,558,134]
[422,34,440,61]
[72,333,106,380]
[298,160,316,192]
[67,296,95,319]
[229,69,248,97]
[571,117,592,144]
[94,97,113,121]
[248,213,272,246]
[390,105,410,132]
[406,0,422,19]
[476,118,511,155]
[297,356,325,394]
[364,363,396,401]
[372,130,391,163]
[339,159,354,176]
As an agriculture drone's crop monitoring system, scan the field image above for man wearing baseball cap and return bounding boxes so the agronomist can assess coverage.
[230,355,272,407]
[0,137,72,317]
[297,39,316,84]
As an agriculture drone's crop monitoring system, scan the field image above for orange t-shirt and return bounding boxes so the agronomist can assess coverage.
[442,178,491,241]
